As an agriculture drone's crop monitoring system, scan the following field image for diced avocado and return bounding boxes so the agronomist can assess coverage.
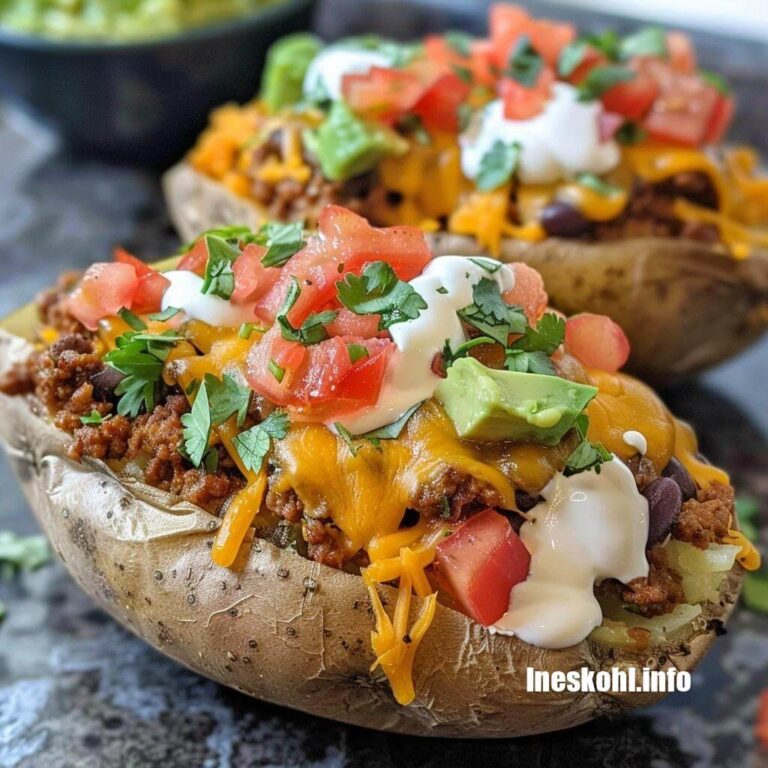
[261,33,323,112]
[303,102,408,182]
[435,357,598,446]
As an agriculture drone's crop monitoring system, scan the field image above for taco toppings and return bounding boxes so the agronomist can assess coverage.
[1,206,758,704]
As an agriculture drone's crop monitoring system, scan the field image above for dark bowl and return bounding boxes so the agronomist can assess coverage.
[0,0,315,166]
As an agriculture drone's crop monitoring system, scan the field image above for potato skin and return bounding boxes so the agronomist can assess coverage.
[163,162,768,384]
[0,329,743,737]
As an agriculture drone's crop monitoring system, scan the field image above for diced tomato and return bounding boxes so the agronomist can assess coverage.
[177,239,209,275]
[642,65,720,147]
[230,243,281,305]
[412,71,471,132]
[255,206,431,324]
[342,66,425,123]
[326,308,381,338]
[423,35,495,88]
[469,40,497,87]
[666,32,696,74]
[502,263,548,323]
[598,112,624,142]
[499,68,553,120]
[489,4,575,69]
[565,46,608,86]
[67,262,140,331]
[246,326,392,419]
[601,65,658,121]
[703,93,734,145]
[564,313,630,372]
[114,247,169,314]
[433,509,530,626]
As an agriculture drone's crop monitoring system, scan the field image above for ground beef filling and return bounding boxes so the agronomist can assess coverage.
[673,482,733,549]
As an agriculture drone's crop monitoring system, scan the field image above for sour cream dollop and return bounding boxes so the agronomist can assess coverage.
[335,256,515,434]
[161,270,255,328]
[492,456,649,648]
[303,46,394,101]
[460,83,620,185]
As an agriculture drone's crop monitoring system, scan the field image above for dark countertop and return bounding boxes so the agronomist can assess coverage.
[1,2,767,766]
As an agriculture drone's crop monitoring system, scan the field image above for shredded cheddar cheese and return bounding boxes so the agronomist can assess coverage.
[723,529,762,571]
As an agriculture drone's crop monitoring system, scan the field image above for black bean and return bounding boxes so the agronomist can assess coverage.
[643,477,683,545]
[515,489,540,513]
[90,366,125,400]
[661,457,697,502]
[540,201,591,237]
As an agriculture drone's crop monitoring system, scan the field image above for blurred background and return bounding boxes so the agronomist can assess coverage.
[0,1,766,766]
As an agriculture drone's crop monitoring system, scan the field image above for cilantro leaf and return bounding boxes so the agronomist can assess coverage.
[583,30,621,60]
[619,26,667,60]
[457,278,527,347]
[201,235,240,299]
[337,261,427,330]
[506,35,543,88]
[276,277,338,345]
[118,308,147,331]
[615,121,647,145]
[699,69,730,95]
[0,532,50,577]
[149,306,182,322]
[476,140,521,191]
[576,172,621,197]
[509,312,565,355]
[577,65,635,101]
[504,349,556,376]
[80,410,105,425]
[558,40,589,77]
[468,257,502,274]
[206,373,251,427]
[564,414,612,476]
[179,226,255,254]
[181,379,211,468]
[232,410,290,473]
[334,422,359,456]
[444,30,472,57]
[347,343,369,363]
[358,401,423,441]
[104,330,179,418]
[442,336,497,373]
[258,221,305,268]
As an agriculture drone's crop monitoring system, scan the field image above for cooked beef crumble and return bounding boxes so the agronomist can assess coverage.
[620,545,686,617]
[673,482,734,549]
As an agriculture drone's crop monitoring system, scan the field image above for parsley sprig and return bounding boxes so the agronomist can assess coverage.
[232,410,290,473]
[337,261,427,330]
[476,140,521,191]
[563,414,612,476]
[457,277,527,346]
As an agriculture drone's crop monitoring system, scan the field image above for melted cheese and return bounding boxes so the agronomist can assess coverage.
[557,182,629,222]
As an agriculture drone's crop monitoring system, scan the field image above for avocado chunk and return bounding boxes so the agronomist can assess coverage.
[303,101,408,181]
[435,357,598,446]
[261,33,323,112]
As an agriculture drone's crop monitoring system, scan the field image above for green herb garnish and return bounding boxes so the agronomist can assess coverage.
[337,261,427,330]
[232,410,290,473]
[79,410,104,426]
[577,65,635,101]
[476,140,521,191]
[347,343,370,363]
[205,373,251,428]
[358,401,423,442]
[180,378,212,468]
[564,414,612,476]
[258,221,305,268]
[506,35,543,88]
[118,308,147,331]
[699,69,730,95]
[277,277,338,345]
[576,172,621,197]
[149,306,182,322]
[201,234,240,299]
[334,422,359,457]
[457,278,527,347]
[619,26,667,60]
[268,359,285,383]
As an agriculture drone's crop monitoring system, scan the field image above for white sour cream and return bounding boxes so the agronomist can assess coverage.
[493,457,649,648]
[623,430,648,455]
[161,271,255,328]
[303,47,395,101]
[335,256,515,434]
[460,83,620,185]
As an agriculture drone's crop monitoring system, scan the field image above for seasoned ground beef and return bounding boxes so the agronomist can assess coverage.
[626,455,659,491]
[37,272,91,337]
[673,482,733,549]
[304,518,346,569]
[70,415,132,461]
[413,468,505,520]
[265,481,303,524]
[620,544,686,617]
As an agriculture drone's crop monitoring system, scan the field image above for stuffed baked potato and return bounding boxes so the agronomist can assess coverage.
[164,4,768,382]
[0,206,758,736]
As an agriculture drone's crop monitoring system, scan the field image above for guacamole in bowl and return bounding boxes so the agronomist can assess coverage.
[0,0,288,42]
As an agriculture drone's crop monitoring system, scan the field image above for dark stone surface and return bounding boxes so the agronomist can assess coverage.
[0,1,767,766]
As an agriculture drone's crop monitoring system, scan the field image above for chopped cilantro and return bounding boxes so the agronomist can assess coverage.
[337,261,427,330]
[334,422,359,457]
[0,532,50,577]
[558,40,589,77]
[444,30,472,56]
[469,257,502,274]
[442,335,497,373]
[619,26,667,60]
[118,308,147,331]
[457,278,527,347]
[436,286,449,295]
[268,359,285,383]
[577,65,635,101]
[104,330,179,418]
[149,306,182,322]
[699,69,730,95]
[576,172,621,197]
[277,277,338,345]
[258,221,305,268]
[476,140,521,191]
[504,349,556,376]
[178,226,254,254]
[232,410,289,473]
[347,343,369,363]
[564,414,612,476]
[205,373,251,428]
[201,234,240,299]
[79,410,104,426]
[358,401,423,442]
[506,35,543,88]
[615,121,647,145]
[239,323,254,339]
[180,378,211,468]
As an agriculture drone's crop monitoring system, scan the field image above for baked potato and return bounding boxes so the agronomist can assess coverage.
[163,3,768,383]
[0,206,758,737]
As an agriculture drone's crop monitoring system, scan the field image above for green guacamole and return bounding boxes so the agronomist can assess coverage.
[0,0,286,42]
